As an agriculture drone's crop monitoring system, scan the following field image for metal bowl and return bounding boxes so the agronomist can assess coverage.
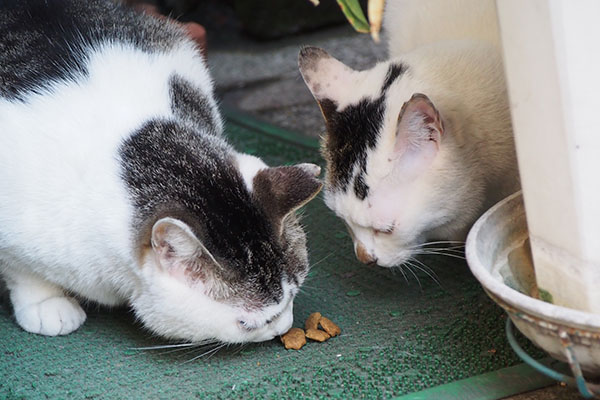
[466,191,600,374]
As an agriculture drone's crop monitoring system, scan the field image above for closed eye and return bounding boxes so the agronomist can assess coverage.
[241,289,293,330]
[345,220,394,236]
[239,309,282,331]
[374,226,394,235]
[265,310,281,325]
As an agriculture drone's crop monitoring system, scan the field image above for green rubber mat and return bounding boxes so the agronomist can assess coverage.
[0,111,548,399]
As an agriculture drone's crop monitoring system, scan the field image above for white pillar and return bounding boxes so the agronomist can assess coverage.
[496,0,600,313]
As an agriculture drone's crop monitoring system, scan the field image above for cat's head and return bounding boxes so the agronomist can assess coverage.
[299,47,479,268]
[133,156,322,344]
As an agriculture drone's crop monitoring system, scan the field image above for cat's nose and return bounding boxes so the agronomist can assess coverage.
[355,242,377,265]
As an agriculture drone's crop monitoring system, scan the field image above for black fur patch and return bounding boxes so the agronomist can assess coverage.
[169,75,219,136]
[321,63,407,199]
[321,97,383,190]
[120,120,287,304]
[382,64,407,93]
[0,0,182,101]
[353,174,369,200]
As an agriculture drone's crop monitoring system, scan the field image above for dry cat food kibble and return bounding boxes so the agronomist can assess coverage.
[305,328,330,342]
[319,316,341,337]
[304,312,321,331]
[280,328,307,350]
[281,312,341,350]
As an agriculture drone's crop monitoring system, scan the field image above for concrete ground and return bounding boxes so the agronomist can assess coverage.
[200,7,583,400]
[207,24,386,139]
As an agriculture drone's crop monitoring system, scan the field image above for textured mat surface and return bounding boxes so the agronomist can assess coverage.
[0,115,544,399]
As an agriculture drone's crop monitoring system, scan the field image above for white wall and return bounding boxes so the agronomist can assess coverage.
[497,0,600,313]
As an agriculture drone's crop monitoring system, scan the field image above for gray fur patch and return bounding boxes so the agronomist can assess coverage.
[119,118,311,306]
[0,0,185,101]
[169,75,220,136]
[119,119,287,305]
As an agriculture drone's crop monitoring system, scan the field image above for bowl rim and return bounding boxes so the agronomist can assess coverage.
[466,191,600,330]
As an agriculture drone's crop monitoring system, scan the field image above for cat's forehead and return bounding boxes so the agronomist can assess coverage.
[320,63,408,200]
[207,155,311,291]
[121,122,284,279]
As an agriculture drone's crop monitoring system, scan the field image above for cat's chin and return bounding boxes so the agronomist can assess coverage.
[371,253,411,269]
[378,260,407,269]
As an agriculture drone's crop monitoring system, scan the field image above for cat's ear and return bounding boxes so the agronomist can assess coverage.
[392,93,444,173]
[150,217,218,281]
[253,163,323,232]
[397,93,444,148]
[298,46,358,110]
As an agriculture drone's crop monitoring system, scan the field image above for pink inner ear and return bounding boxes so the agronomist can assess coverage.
[395,93,444,153]
[391,93,443,180]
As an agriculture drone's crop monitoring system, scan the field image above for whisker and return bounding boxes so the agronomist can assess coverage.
[404,262,422,289]
[297,287,308,295]
[298,283,318,289]
[415,251,466,260]
[410,257,438,274]
[310,252,335,270]
[301,252,335,289]
[230,343,249,357]
[409,257,442,287]
[181,348,216,365]
[155,344,212,356]
[132,342,199,351]
[417,250,466,257]
[394,264,409,283]
[177,345,215,358]
[205,343,227,361]
[409,240,465,249]
[297,286,317,296]
[419,246,465,252]
[181,343,226,364]
[418,248,465,256]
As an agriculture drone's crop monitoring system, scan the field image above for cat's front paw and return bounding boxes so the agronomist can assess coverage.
[14,296,86,336]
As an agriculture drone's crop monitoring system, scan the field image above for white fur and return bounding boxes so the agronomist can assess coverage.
[235,153,268,192]
[304,57,389,111]
[0,42,292,342]
[305,0,519,267]
[133,255,295,343]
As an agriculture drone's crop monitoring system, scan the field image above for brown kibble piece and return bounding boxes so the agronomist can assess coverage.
[319,316,341,337]
[305,328,331,342]
[281,328,306,350]
[305,312,322,331]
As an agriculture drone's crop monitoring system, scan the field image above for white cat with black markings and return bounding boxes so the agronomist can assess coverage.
[299,0,519,267]
[0,0,322,343]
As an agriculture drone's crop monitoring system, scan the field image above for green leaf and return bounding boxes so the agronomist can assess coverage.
[336,0,370,33]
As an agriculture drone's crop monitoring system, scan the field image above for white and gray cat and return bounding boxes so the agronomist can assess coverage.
[299,0,519,267]
[0,0,322,343]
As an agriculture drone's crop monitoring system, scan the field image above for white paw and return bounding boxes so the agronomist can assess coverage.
[15,296,86,336]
